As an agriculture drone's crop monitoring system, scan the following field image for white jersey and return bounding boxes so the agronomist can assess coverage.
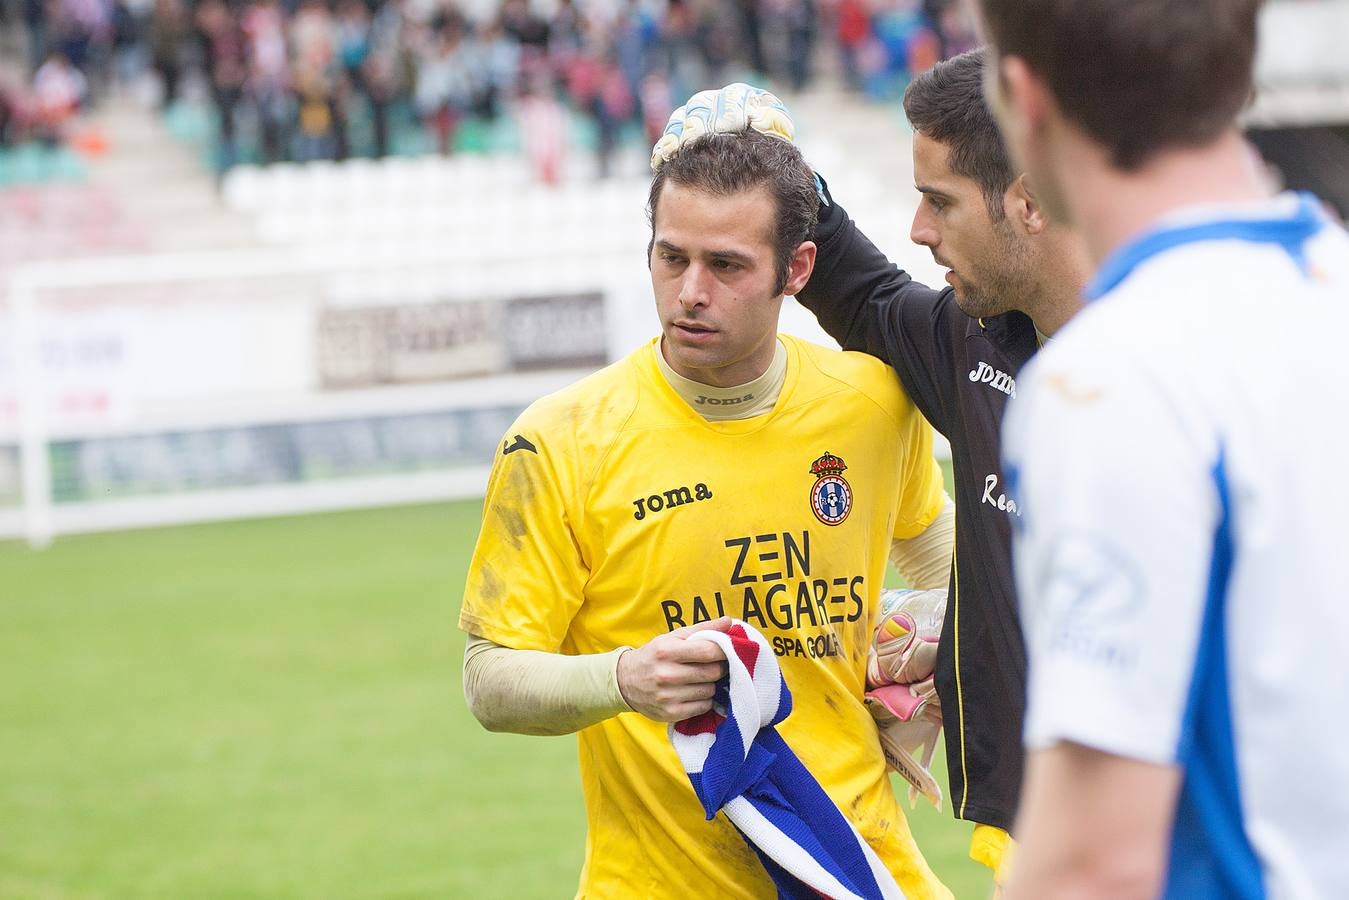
[1004,193,1349,900]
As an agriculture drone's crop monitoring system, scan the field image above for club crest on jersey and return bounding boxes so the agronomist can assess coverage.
[809,451,852,526]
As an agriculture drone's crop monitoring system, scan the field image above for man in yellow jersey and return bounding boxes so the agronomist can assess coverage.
[459,128,956,898]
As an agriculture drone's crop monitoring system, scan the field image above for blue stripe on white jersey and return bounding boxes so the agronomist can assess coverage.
[1084,193,1327,299]
[1164,452,1264,900]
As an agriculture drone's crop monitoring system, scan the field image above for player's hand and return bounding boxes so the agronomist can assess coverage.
[651,83,796,172]
[616,618,733,722]
[867,680,945,809]
[867,588,946,689]
[863,589,946,807]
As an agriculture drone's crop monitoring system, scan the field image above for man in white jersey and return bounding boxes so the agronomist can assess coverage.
[973,0,1349,897]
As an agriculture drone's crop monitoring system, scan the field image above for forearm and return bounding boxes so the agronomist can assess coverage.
[1005,824,1165,900]
[889,495,954,590]
[1003,744,1177,900]
[462,634,632,736]
[797,177,930,358]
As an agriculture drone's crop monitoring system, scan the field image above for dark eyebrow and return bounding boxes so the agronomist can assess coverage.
[654,240,753,265]
[707,249,753,265]
[915,184,952,201]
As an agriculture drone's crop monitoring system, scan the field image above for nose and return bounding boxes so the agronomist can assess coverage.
[910,204,938,250]
[678,262,712,310]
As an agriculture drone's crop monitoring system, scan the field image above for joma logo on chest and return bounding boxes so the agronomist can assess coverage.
[632,483,713,520]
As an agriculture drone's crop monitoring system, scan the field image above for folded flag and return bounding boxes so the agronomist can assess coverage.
[669,621,906,900]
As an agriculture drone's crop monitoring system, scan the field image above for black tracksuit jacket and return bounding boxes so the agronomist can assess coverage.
[796,183,1040,831]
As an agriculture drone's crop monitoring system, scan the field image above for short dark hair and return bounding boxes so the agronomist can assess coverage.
[978,0,1260,170]
[904,49,1016,220]
[648,130,819,295]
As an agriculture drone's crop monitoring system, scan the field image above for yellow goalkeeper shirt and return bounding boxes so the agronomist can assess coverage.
[459,334,950,899]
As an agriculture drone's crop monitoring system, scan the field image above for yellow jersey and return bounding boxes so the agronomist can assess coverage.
[459,334,950,899]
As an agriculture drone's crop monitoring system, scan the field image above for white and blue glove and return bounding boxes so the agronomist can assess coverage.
[650,83,797,172]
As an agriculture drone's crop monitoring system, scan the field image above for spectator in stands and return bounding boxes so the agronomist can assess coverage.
[414,17,476,155]
[290,0,336,74]
[639,69,672,146]
[362,0,407,157]
[500,0,548,51]
[195,0,246,171]
[785,0,817,92]
[24,0,49,75]
[835,0,871,91]
[920,0,949,59]
[931,0,976,57]
[518,67,564,185]
[0,81,18,148]
[692,1,736,87]
[294,66,338,160]
[110,0,144,90]
[548,0,583,75]
[335,0,371,98]
[585,42,634,179]
[473,17,521,122]
[735,0,765,76]
[242,0,292,162]
[52,0,110,85]
[290,0,343,158]
[657,0,701,100]
[147,0,187,108]
[32,49,87,145]
[864,0,929,99]
[613,0,655,106]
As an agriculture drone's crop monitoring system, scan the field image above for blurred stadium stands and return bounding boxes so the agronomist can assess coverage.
[1,0,1347,547]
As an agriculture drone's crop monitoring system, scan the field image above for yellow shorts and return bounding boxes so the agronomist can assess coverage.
[969,824,1017,885]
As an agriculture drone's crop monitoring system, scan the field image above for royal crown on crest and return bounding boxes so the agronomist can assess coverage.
[809,451,848,479]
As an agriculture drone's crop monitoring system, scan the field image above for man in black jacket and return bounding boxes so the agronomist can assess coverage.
[655,50,1090,888]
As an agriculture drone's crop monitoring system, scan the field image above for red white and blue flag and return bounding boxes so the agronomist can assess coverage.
[669,621,906,900]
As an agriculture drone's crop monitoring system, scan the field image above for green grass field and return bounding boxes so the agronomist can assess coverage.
[1,491,989,898]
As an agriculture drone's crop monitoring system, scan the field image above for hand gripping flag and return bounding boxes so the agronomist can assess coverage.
[669,621,906,900]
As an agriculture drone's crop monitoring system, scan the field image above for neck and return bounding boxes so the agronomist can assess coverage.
[660,333,777,387]
[654,338,789,421]
[1027,293,1080,337]
[1059,130,1268,267]
[1022,228,1090,336]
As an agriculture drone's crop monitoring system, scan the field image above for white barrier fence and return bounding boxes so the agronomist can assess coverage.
[1,244,654,548]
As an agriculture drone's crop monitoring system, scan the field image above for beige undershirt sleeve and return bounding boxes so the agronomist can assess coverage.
[462,635,633,736]
[888,495,955,590]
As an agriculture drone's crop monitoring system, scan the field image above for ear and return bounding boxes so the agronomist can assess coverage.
[990,54,1051,173]
[1006,174,1049,235]
[999,55,1049,131]
[782,240,817,297]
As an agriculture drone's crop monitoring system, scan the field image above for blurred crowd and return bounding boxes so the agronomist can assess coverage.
[0,0,976,176]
